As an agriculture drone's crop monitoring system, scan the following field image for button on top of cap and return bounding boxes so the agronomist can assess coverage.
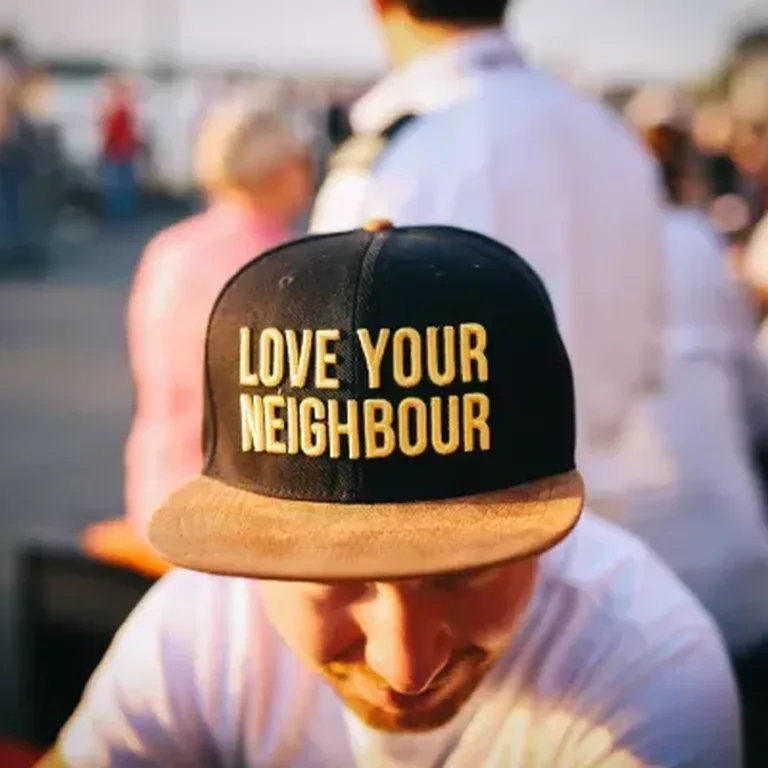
[363,218,394,232]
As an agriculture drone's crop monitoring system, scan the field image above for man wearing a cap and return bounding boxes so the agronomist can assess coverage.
[311,0,670,520]
[42,224,738,766]
[123,102,312,539]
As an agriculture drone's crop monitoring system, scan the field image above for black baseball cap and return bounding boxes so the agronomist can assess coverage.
[148,221,584,580]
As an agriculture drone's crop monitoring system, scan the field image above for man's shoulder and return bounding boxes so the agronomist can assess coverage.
[53,571,271,766]
[663,208,724,264]
[537,512,719,644]
[513,514,740,764]
[382,70,654,181]
[134,213,212,294]
[131,569,263,642]
[503,73,656,176]
[133,209,269,309]
[141,211,215,266]
[152,567,252,603]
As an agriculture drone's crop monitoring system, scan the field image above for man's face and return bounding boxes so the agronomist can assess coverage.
[260,557,538,733]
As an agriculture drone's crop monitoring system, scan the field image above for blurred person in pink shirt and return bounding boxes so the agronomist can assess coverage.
[125,101,313,538]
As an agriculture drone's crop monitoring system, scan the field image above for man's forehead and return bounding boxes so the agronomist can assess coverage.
[272,560,514,590]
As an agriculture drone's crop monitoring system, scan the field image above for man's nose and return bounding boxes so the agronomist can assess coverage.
[361,584,452,695]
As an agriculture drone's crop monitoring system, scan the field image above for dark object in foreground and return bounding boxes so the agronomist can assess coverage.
[16,545,156,748]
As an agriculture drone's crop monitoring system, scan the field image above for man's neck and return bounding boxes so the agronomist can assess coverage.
[384,17,503,70]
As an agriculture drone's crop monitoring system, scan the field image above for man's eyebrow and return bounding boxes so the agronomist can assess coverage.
[300,562,501,590]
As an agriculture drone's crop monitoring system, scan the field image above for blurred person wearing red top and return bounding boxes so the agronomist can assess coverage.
[99,75,140,219]
[124,101,312,539]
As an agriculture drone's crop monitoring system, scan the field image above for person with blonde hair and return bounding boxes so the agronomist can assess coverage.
[120,100,312,540]
[629,121,768,766]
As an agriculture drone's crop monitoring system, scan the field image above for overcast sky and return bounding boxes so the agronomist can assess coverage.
[3,0,768,82]
[513,0,768,81]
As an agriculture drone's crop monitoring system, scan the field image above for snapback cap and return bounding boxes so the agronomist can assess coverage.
[149,222,584,580]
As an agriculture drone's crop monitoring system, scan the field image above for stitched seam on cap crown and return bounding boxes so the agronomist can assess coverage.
[350,229,391,495]
[200,230,358,474]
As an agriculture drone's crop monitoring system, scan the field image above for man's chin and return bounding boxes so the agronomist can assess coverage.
[342,693,467,733]
[335,671,487,734]
[320,645,497,733]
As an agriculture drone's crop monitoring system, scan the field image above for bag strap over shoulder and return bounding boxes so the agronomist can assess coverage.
[328,113,419,175]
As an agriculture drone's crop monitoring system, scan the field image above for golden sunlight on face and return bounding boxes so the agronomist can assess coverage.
[260,558,539,733]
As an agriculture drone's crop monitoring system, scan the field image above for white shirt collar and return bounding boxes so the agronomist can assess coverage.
[351,29,526,135]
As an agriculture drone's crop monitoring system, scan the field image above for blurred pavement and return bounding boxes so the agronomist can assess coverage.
[0,214,177,738]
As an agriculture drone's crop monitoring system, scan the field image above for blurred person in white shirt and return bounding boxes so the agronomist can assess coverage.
[311,0,671,519]
[742,212,768,461]
[631,121,768,765]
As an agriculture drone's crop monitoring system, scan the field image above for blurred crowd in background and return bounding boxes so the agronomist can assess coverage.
[2,24,768,269]
[0,28,366,274]
[0,24,765,265]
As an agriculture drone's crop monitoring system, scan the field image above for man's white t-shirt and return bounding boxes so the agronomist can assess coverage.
[58,514,740,767]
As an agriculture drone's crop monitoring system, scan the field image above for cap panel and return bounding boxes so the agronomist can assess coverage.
[352,228,576,501]
[200,225,575,505]
[204,230,374,501]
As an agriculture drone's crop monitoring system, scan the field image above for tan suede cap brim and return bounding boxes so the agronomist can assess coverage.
[148,469,584,581]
